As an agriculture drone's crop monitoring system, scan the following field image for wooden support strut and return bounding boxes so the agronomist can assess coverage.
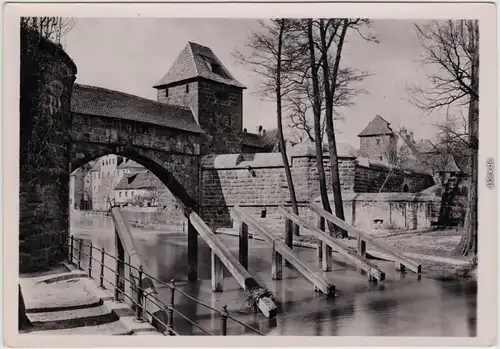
[187,221,198,282]
[309,203,421,274]
[187,211,278,318]
[278,206,386,282]
[239,221,249,270]
[111,207,170,330]
[233,206,335,296]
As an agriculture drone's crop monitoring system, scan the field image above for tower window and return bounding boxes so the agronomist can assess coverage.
[185,84,189,94]
[228,117,232,126]
[376,139,380,145]
[165,88,169,98]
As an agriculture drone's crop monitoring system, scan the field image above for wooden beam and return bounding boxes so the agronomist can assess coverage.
[211,251,224,292]
[233,207,335,296]
[110,207,170,330]
[316,216,324,260]
[239,221,248,270]
[271,242,283,280]
[310,203,421,274]
[187,221,198,282]
[284,217,293,267]
[357,237,366,258]
[278,206,386,282]
[188,212,278,318]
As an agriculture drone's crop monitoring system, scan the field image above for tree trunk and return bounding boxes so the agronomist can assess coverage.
[276,20,300,236]
[307,20,333,221]
[456,20,479,257]
[320,19,348,238]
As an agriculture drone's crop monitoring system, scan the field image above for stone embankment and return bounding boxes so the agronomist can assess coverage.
[19,263,161,335]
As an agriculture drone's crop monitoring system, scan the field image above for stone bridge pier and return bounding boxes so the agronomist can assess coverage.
[19,28,78,272]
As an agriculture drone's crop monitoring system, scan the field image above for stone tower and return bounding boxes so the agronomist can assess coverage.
[358,115,397,162]
[153,42,246,154]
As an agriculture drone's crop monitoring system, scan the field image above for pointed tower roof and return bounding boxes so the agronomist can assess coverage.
[358,115,395,137]
[442,155,462,173]
[153,42,246,89]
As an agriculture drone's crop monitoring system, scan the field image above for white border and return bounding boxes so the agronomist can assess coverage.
[2,2,498,348]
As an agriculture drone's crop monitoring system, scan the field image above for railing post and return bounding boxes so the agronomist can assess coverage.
[316,216,324,260]
[220,304,228,336]
[167,279,175,334]
[239,221,248,270]
[99,248,105,288]
[135,265,143,321]
[187,221,198,282]
[69,236,74,264]
[88,242,93,278]
[271,241,283,280]
[77,239,82,270]
[114,254,120,302]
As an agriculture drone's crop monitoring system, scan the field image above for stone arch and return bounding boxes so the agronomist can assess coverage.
[70,144,199,210]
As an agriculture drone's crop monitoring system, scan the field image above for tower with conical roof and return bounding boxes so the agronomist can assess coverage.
[154,42,246,154]
[358,115,397,162]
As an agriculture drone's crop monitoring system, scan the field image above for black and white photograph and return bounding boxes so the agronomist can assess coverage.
[3,2,497,346]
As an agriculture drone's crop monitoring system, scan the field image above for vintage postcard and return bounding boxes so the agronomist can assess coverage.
[2,1,497,347]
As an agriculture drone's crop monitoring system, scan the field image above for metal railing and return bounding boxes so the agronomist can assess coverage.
[67,235,265,336]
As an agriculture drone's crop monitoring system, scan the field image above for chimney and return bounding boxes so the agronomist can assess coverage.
[400,127,407,138]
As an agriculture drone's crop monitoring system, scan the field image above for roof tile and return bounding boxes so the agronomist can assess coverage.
[71,84,203,134]
[154,42,246,89]
[358,115,395,137]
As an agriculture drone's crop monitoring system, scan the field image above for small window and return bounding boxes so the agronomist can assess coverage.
[165,88,169,98]
[119,192,122,197]
[185,84,189,94]
[376,139,380,145]
[125,192,128,197]
[228,117,232,126]
[131,191,134,196]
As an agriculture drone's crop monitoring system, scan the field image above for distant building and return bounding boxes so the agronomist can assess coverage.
[357,115,398,163]
[69,162,93,210]
[114,171,161,207]
[153,41,270,154]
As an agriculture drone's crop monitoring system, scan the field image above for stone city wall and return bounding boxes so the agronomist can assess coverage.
[20,28,77,272]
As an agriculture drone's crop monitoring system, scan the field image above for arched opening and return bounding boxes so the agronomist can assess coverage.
[69,151,198,283]
[402,184,409,193]
[71,149,197,210]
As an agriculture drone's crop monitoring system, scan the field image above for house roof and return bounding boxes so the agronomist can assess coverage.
[241,132,275,151]
[71,84,203,134]
[153,42,246,89]
[288,141,359,158]
[358,115,395,137]
[89,160,101,172]
[442,155,462,172]
[117,159,146,171]
[114,171,157,190]
[414,139,437,154]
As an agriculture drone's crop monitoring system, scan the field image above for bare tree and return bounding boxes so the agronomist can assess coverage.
[21,17,75,45]
[234,19,304,235]
[411,20,479,257]
[379,141,412,193]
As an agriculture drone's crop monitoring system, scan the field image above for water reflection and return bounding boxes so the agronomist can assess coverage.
[70,213,477,337]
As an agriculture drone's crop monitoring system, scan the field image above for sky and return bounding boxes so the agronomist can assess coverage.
[64,18,450,148]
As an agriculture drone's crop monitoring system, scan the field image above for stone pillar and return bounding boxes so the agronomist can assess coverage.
[19,28,77,273]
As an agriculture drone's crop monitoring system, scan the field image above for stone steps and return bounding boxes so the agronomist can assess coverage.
[25,319,131,335]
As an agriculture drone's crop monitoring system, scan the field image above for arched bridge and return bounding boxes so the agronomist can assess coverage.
[70,84,203,208]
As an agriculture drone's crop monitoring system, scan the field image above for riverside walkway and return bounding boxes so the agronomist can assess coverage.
[19,263,161,335]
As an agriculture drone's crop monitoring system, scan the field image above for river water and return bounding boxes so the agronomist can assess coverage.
[70,211,476,337]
